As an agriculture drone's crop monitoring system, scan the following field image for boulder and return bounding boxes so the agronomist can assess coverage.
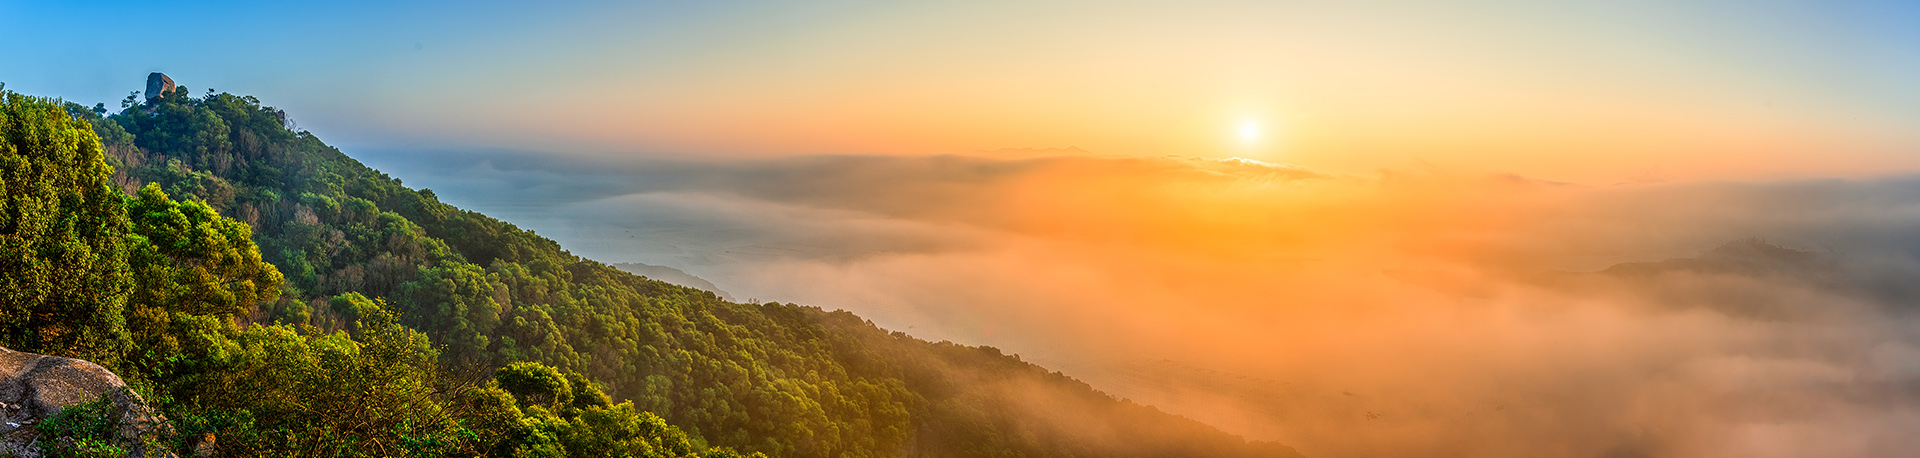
[145,73,175,101]
[0,347,172,458]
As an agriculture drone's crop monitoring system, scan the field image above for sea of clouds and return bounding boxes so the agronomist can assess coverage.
[366,148,1920,457]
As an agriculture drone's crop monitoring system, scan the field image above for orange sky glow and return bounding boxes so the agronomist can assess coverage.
[250,1,1920,184]
[16,1,1920,455]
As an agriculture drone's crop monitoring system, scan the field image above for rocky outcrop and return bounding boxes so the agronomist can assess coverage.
[145,73,175,102]
[0,347,172,457]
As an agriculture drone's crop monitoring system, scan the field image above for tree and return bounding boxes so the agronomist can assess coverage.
[495,361,572,410]
[119,182,284,385]
[397,262,507,363]
[166,299,476,457]
[125,183,281,317]
[0,90,134,360]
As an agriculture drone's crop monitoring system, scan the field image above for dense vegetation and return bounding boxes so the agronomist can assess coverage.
[0,81,1300,457]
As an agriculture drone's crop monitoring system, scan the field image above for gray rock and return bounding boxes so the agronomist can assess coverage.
[0,346,172,458]
[145,73,175,102]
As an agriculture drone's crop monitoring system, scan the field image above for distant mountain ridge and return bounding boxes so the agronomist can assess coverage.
[1598,238,1829,278]
[609,262,734,301]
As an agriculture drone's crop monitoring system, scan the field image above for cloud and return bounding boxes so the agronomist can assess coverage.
[366,147,1920,457]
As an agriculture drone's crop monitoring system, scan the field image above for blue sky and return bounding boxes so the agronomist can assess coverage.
[5,0,1920,180]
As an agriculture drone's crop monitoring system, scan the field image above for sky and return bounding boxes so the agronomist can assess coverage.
[10,1,1920,456]
[6,0,1920,181]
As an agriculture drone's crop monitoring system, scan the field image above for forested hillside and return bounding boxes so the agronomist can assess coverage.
[1,81,1300,457]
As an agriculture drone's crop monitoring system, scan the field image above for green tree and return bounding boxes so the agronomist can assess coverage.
[113,182,284,407]
[3,89,492,457]
[124,183,281,317]
[166,299,475,457]
[496,361,572,410]
[559,405,702,458]
[397,262,508,363]
[0,90,133,360]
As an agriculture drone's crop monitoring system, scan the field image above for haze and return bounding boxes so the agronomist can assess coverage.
[10,1,1920,456]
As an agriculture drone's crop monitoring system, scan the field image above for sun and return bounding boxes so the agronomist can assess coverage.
[1239,122,1259,142]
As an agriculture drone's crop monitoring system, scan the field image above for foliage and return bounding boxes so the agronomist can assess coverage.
[157,299,474,457]
[468,361,750,458]
[0,91,132,362]
[495,362,572,410]
[34,394,130,458]
[3,89,481,457]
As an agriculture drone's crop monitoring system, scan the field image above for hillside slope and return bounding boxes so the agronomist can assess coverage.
[71,81,1298,457]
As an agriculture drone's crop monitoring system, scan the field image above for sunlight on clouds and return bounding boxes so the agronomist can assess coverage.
[379,149,1920,456]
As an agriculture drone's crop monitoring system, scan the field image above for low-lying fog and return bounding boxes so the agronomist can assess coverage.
[364,148,1920,457]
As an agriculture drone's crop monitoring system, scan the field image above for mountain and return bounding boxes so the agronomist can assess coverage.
[609,263,735,302]
[0,79,1302,457]
[1597,238,1829,278]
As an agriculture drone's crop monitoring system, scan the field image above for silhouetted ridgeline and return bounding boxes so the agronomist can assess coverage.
[0,77,1301,457]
